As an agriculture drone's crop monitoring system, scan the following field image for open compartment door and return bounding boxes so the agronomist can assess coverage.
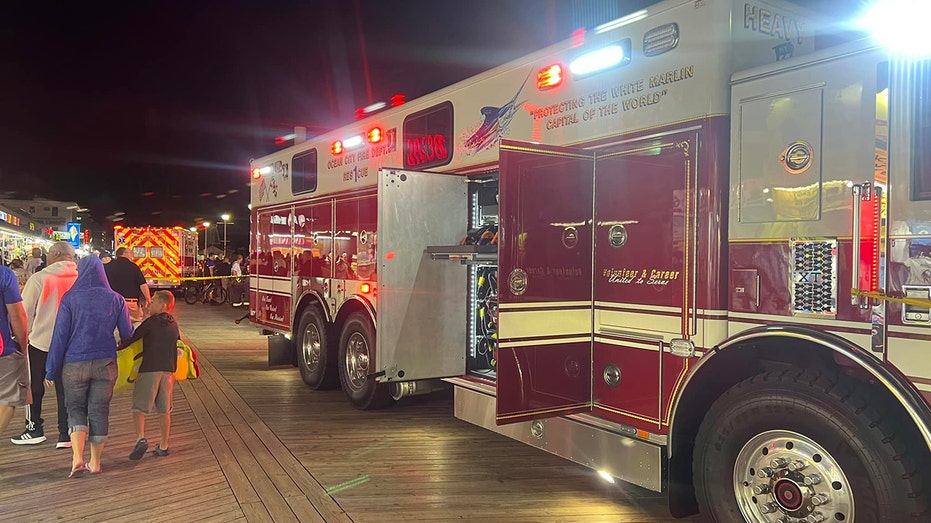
[376,168,469,382]
[496,140,595,425]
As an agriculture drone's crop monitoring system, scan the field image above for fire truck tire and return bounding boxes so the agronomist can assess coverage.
[693,367,928,522]
[338,312,392,410]
[296,307,338,390]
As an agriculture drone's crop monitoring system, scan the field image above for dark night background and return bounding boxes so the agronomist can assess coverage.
[0,0,866,250]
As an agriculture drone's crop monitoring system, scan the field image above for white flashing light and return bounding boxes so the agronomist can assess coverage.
[597,470,616,484]
[259,166,272,175]
[594,10,647,34]
[343,135,364,149]
[569,45,625,76]
[364,102,386,113]
[863,0,931,56]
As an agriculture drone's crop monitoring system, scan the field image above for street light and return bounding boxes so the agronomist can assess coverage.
[202,221,210,257]
[219,213,232,255]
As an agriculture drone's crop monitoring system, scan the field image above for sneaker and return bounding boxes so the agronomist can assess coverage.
[11,430,46,445]
[153,444,169,457]
[56,434,71,449]
[129,438,148,460]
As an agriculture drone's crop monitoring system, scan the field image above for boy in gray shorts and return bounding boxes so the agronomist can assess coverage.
[123,291,180,460]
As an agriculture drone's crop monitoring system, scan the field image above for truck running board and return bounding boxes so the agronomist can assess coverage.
[452,384,665,492]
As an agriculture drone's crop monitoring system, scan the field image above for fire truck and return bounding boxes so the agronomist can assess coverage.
[248,0,931,520]
[114,226,198,290]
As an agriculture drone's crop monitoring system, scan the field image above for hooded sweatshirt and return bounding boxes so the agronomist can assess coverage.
[21,260,78,351]
[46,255,134,381]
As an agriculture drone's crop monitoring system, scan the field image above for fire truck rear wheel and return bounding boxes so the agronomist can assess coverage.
[296,307,338,390]
[693,367,928,522]
[338,312,392,410]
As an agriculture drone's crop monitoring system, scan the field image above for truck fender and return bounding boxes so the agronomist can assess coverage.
[665,324,931,517]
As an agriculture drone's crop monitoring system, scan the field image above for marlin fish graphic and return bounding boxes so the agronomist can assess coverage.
[464,72,531,153]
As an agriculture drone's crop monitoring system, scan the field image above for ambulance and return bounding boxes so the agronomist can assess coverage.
[114,226,198,289]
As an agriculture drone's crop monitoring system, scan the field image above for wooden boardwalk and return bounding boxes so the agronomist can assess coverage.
[0,304,695,523]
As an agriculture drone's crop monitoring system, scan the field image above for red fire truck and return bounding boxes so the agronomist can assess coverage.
[248,0,931,519]
[114,226,198,290]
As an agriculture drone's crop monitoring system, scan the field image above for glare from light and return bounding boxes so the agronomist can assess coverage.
[597,470,616,484]
[248,203,253,210]
[203,221,210,228]
[221,213,230,222]
[343,135,364,149]
[862,0,931,56]
[594,10,648,34]
[570,45,625,76]
[189,227,197,232]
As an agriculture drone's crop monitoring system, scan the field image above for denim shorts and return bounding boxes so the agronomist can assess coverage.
[61,358,117,443]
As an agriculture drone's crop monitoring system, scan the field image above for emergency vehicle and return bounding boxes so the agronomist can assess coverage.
[114,226,198,289]
[248,0,931,519]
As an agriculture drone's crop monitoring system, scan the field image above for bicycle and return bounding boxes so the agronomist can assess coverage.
[183,279,228,305]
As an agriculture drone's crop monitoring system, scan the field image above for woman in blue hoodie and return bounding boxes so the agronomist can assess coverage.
[46,255,133,478]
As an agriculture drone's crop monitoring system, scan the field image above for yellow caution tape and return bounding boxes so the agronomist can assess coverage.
[851,288,931,308]
[147,275,248,282]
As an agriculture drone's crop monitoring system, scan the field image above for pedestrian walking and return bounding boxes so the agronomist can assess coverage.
[0,265,30,440]
[46,255,133,477]
[9,259,27,290]
[104,247,151,325]
[121,291,179,460]
[12,241,78,448]
[24,248,43,276]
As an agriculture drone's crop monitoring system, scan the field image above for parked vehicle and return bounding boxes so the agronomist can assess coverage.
[248,0,931,519]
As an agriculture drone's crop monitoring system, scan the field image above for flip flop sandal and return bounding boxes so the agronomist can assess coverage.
[69,464,89,478]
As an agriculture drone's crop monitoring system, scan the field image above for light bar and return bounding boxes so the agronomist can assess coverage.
[862,0,931,56]
[343,135,364,149]
[570,44,626,76]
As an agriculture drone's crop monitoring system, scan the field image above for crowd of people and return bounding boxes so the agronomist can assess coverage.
[0,242,181,478]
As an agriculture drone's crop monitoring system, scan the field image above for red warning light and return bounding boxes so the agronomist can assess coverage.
[275,136,285,145]
[367,128,383,143]
[331,141,344,155]
[537,64,563,90]
[252,168,262,180]
[359,282,372,293]
[390,94,406,107]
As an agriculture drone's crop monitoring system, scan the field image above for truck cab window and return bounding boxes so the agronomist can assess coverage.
[292,149,317,195]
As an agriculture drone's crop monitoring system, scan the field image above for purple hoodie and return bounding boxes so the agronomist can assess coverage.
[46,255,134,380]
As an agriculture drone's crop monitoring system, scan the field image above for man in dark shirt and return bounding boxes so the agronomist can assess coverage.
[105,247,151,325]
[214,256,232,295]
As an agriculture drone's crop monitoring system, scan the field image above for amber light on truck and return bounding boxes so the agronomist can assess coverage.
[331,141,343,155]
[367,128,383,143]
[537,64,563,90]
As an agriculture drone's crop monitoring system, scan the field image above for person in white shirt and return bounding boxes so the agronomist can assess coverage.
[12,242,78,448]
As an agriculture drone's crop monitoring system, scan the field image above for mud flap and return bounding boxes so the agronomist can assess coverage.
[268,334,297,367]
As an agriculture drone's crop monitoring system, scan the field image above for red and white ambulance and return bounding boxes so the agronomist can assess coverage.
[249,0,931,519]
[114,226,198,290]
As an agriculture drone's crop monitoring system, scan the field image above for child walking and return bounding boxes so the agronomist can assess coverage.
[123,290,179,460]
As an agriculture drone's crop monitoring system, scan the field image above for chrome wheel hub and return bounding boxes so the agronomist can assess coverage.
[345,332,369,391]
[734,430,854,523]
[301,323,322,371]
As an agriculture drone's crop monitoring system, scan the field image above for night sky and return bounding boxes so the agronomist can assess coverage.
[0,0,866,249]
